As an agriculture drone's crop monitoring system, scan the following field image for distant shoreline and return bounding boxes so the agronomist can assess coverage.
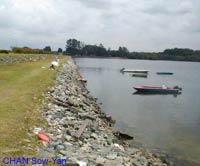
[72,55,200,63]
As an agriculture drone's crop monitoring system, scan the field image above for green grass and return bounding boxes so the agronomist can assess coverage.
[0,55,68,158]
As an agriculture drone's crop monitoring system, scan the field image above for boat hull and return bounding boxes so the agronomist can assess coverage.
[157,72,173,75]
[123,70,149,73]
[132,73,148,78]
[121,68,149,73]
[133,86,181,94]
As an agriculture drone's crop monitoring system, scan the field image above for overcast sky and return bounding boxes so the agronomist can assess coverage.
[0,0,199,52]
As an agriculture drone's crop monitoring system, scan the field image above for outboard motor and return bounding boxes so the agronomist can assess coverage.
[120,68,125,72]
[174,85,182,90]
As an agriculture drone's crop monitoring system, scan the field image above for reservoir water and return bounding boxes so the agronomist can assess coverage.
[74,58,200,165]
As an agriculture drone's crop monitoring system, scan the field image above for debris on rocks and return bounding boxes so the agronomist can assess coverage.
[33,127,42,134]
[114,131,134,140]
[38,132,51,143]
[74,122,88,139]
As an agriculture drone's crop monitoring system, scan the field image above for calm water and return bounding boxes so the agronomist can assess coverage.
[74,58,200,165]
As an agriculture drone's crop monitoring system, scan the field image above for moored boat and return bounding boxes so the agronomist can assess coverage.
[132,73,148,78]
[133,85,182,94]
[120,68,149,73]
[157,72,174,75]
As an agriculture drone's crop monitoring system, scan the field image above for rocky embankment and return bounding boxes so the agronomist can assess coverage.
[40,59,169,166]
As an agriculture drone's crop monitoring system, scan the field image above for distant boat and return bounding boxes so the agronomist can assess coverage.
[120,68,149,73]
[133,85,182,94]
[132,73,148,78]
[157,72,174,75]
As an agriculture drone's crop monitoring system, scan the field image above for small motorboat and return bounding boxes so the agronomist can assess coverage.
[132,73,148,78]
[133,85,182,94]
[120,68,149,73]
[157,72,174,75]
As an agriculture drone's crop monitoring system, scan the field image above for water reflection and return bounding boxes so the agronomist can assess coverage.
[133,91,181,97]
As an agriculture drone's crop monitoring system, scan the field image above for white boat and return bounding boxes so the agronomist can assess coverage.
[120,68,149,73]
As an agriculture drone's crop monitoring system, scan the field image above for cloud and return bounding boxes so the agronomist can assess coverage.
[143,0,193,15]
[74,0,111,10]
[0,0,199,51]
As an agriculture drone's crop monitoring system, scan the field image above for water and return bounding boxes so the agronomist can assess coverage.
[74,58,200,165]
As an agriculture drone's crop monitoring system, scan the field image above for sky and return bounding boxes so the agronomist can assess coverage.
[0,0,200,52]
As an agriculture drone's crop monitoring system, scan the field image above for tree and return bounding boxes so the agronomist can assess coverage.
[163,48,193,56]
[66,39,83,55]
[118,46,129,57]
[58,48,62,53]
[43,46,51,52]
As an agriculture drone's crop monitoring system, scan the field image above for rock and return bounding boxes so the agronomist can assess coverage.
[56,134,63,139]
[106,153,118,160]
[96,164,104,166]
[63,142,73,147]
[68,97,79,106]
[65,135,72,141]
[104,160,117,166]
[81,144,91,152]
[79,113,96,121]
[50,141,59,148]
[91,133,98,139]
[59,150,68,155]
[56,145,65,151]
[115,131,133,140]
[96,156,106,164]
[123,157,130,163]
[104,115,116,124]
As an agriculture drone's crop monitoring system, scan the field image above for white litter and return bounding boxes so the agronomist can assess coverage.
[51,61,59,67]
[76,161,87,166]
[33,127,42,134]
[114,143,125,152]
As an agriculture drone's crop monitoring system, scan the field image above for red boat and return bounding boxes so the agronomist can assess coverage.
[133,86,182,94]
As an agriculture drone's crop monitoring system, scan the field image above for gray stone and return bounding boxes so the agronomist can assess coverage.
[59,150,68,155]
[57,145,65,151]
[96,156,106,164]
[104,160,117,166]
[65,135,72,141]
[106,153,118,160]
[56,134,63,139]
[63,142,73,147]
[91,133,98,139]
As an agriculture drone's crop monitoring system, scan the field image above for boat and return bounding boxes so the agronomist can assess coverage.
[120,68,149,73]
[132,73,148,78]
[157,72,174,75]
[133,85,182,94]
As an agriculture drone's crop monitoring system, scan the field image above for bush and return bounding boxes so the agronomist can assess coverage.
[11,47,51,54]
[0,50,10,54]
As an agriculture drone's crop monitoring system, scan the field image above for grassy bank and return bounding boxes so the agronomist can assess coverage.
[0,55,68,157]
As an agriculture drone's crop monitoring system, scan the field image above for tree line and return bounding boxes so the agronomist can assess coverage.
[1,38,200,62]
[0,46,63,54]
[65,39,200,62]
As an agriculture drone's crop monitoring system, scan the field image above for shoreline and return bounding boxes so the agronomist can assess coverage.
[72,56,200,63]
[39,58,170,166]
